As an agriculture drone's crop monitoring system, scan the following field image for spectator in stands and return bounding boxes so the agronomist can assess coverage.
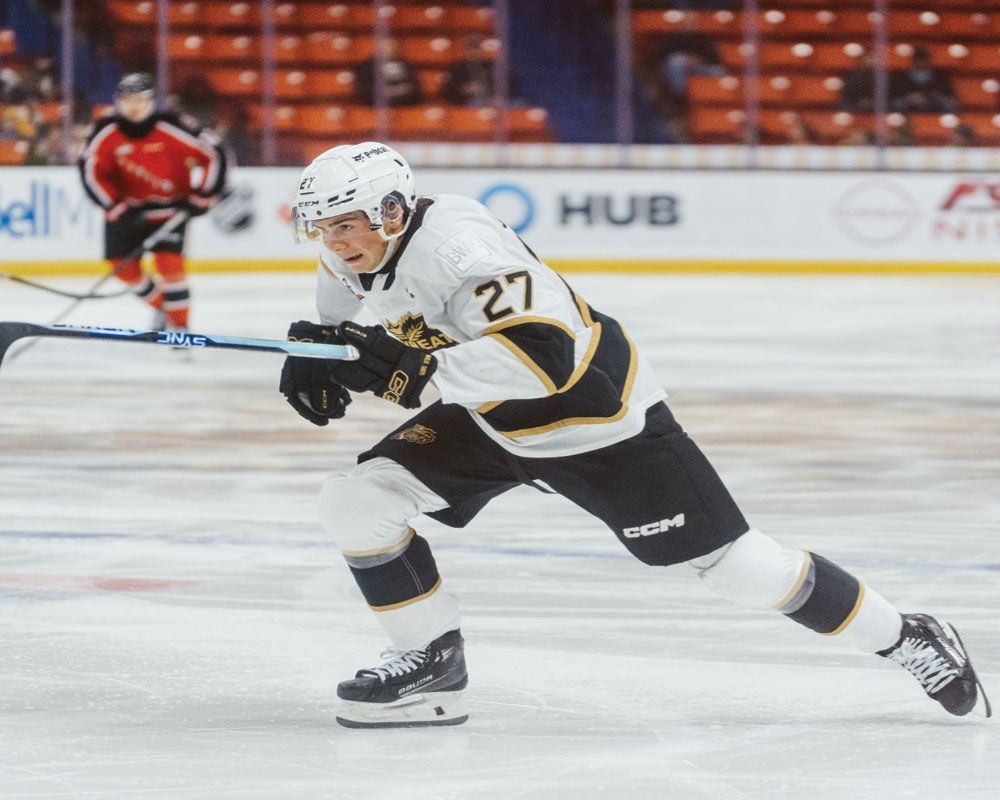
[354,37,423,107]
[645,12,724,133]
[839,52,877,113]
[442,36,494,107]
[837,125,875,147]
[894,46,956,114]
[887,115,916,147]
[175,74,221,130]
[949,123,976,147]
[27,124,65,165]
[782,112,818,145]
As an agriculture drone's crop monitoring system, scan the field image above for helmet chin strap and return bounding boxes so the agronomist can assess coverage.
[369,236,401,273]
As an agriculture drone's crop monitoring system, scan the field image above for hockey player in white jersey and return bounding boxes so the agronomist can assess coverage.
[280,142,991,728]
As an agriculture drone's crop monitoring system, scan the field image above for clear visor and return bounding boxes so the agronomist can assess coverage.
[291,206,322,244]
[291,206,382,245]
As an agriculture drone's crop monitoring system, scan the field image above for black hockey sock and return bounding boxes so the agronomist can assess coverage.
[348,532,441,610]
[780,552,864,636]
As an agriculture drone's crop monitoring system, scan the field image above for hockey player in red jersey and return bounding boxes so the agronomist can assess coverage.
[280,143,991,729]
[79,73,228,332]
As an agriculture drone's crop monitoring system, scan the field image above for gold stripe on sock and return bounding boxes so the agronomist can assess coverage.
[342,527,415,558]
[369,577,442,612]
[822,582,866,637]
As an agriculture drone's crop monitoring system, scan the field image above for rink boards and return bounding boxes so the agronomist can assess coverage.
[3,166,1000,274]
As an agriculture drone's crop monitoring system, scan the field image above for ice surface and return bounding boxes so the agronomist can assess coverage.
[1,273,997,799]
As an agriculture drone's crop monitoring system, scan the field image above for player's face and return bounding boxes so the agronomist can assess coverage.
[313,211,389,273]
[116,92,155,123]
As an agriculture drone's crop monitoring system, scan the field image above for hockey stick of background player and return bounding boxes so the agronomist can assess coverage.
[0,321,360,373]
[6,209,190,362]
[0,273,129,301]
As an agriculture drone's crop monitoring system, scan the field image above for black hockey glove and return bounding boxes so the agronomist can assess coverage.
[279,320,352,426]
[330,321,437,409]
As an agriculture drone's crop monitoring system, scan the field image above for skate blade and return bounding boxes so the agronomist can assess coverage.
[336,691,469,729]
[944,623,993,719]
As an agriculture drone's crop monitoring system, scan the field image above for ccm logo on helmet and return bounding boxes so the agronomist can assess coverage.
[622,514,685,538]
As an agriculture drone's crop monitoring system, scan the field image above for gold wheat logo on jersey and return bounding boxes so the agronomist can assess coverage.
[392,423,437,444]
[384,312,457,351]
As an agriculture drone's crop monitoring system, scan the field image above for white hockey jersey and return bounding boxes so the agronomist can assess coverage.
[314,193,666,458]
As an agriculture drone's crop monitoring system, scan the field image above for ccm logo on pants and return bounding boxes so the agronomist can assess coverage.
[622,514,685,538]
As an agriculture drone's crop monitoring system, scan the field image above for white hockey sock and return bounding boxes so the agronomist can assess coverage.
[690,530,902,653]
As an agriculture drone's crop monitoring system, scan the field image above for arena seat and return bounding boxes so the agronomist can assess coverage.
[295,3,377,30]
[303,32,374,65]
[0,140,30,166]
[204,67,262,96]
[0,28,16,56]
[444,6,494,35]
[399,36,463,67]
[248,103,300,132]
[200,2,262,29]
[507,107,554,142]
[417,69,446,99]
[297,104,376,137]
[952,76,1000,111]
[269,35,301,64]
[689,74,843,109]
[389,104,449,139]
[168,33,263,62]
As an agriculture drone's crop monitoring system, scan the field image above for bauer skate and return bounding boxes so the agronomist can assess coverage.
[878,613,992,717]
[335,629,469,728]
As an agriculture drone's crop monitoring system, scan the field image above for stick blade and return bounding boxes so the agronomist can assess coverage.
[0,322,50,369]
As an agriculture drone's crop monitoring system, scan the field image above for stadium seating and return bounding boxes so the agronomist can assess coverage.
[0,140,30,166]
[635,2,1000,145]
[0,28,15,56]
[95,0,551,153]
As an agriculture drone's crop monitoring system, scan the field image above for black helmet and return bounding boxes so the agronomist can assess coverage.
[115,72,155,98]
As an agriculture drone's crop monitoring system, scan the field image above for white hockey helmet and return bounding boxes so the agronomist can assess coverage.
[291,141,416,243]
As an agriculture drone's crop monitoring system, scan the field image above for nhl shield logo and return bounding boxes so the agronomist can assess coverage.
[392,423,437,444]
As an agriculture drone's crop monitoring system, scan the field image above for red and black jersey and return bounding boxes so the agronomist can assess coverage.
[79,111,227,216]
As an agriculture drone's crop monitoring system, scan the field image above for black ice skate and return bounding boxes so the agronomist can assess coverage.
[335,629,469,728]
[878,613,992,718]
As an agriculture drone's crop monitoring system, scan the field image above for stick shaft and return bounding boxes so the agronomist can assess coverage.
[8,210,192,361]
[0,321,359,369]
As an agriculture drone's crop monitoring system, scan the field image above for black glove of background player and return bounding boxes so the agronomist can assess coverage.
[279,320,352,426]
[329,321,437,410]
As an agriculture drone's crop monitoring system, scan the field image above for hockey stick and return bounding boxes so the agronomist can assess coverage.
[0,322,359,372]
[0,273,129,301]
[7,209,190,361]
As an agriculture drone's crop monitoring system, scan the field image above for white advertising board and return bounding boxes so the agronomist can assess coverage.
[2,167,998,269]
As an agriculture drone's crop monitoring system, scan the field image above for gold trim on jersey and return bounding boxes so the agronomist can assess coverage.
[341,527,415,558]
[560,322,602,395]
[482,315,576,340]
[487,333,559,395]
[473,323,599,414]
[369,577,442,612]
[496,328,639,439]
[475,316,581,412]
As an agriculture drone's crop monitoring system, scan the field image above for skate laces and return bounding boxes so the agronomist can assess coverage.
[362,647,429,682]
[886,636,961,695]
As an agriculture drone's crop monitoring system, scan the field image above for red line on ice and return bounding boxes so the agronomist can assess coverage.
[0,574,196,592]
